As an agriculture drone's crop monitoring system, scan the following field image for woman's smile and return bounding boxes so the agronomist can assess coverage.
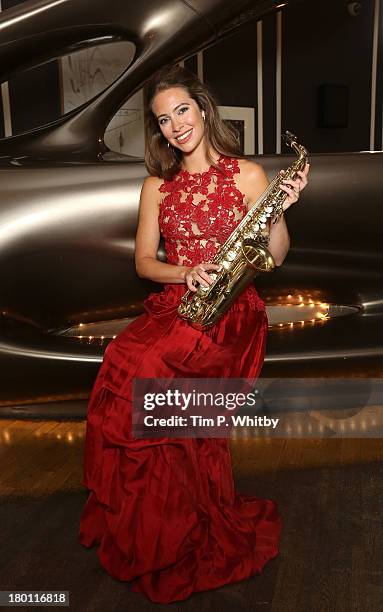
[175,128,193,144]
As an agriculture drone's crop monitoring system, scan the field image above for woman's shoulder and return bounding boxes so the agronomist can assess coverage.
[140,175,165,206]
[236,157,268,182]
[142,174,163,189]
[234,158,270,207]
[142,174,164,191]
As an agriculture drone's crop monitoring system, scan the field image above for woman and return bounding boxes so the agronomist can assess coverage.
[79,64,309,603]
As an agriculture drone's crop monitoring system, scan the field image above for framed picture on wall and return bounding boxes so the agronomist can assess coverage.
[218,106,255,155]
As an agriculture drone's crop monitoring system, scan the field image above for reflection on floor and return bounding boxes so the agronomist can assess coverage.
[230,405,383,439]
[0,418,382,496]
[0,418,382,611]
[56,289,359,343]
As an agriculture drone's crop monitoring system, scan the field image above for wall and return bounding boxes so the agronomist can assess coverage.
[0,0,381,154]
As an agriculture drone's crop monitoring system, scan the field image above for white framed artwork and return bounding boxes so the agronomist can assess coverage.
[218,106,255,155]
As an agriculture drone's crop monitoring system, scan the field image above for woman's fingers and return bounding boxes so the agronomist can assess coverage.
[197,271,213,286]
[186,271,202,291]
[280,184,298,200]
[185,262,221,291]
[282,177,300,190]
[187,281,198,292]
[296,170,308,187]
[281,162,310,186]
[187,279,198,292]
[296,171,307,183]
[203,263,221,271]
[279,163,310,209]
[196,265,219,286]
[280,183,299,199]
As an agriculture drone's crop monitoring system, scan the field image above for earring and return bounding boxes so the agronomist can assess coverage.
[167,142,170,148]
[202,111,206,122]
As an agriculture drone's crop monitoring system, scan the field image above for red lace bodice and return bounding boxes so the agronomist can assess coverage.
[158,155,248,267]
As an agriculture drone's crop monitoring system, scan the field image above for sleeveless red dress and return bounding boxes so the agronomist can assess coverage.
[79,155,282,603]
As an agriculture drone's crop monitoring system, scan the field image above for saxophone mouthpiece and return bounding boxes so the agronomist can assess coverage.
[282,130,298,146]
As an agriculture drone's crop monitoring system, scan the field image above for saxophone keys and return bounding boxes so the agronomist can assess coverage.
[226,250,237,261]
[265,206,273,213]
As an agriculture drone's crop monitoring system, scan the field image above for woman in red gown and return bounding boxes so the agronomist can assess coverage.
[79,64,309,603]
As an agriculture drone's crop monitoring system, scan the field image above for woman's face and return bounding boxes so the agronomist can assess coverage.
[152,87,205,154]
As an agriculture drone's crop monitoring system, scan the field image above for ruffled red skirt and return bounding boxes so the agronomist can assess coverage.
[79,283,282,603]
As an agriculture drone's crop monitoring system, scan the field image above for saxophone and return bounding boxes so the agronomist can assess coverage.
[177,131,308,330]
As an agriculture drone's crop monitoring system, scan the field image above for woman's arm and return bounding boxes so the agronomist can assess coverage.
[267,213,290,266]
[135,177,189,283]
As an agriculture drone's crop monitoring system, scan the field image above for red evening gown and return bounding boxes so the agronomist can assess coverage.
[79,155,282,603]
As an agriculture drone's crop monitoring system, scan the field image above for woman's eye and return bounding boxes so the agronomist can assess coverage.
[178,107,188,115]
[159,117,168,126]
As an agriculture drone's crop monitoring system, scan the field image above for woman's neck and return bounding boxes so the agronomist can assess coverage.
[181,146,220,174]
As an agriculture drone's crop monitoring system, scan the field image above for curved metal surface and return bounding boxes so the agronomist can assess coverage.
[1,152,382,376]
[0,0,381,404]
[0,0,296,161]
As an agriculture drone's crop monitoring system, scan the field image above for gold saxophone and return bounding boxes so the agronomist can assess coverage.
[177,131,309,330]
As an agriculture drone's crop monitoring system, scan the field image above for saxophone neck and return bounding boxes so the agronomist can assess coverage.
[291,143,309,168]
[282,130,308,168]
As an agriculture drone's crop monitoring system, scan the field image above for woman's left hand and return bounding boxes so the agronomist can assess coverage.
[280,162,310,211]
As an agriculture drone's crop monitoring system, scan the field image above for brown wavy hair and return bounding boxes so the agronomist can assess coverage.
[143,64,243,180]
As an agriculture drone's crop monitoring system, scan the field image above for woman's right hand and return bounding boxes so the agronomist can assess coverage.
[184,263,222,292]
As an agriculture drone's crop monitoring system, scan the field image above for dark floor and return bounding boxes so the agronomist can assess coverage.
[0,422,382,611]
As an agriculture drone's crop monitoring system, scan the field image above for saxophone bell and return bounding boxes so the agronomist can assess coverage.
[240,238,275,273]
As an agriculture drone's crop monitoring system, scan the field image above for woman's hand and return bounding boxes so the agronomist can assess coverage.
[279,162,310,212]
[184,263,221,292]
